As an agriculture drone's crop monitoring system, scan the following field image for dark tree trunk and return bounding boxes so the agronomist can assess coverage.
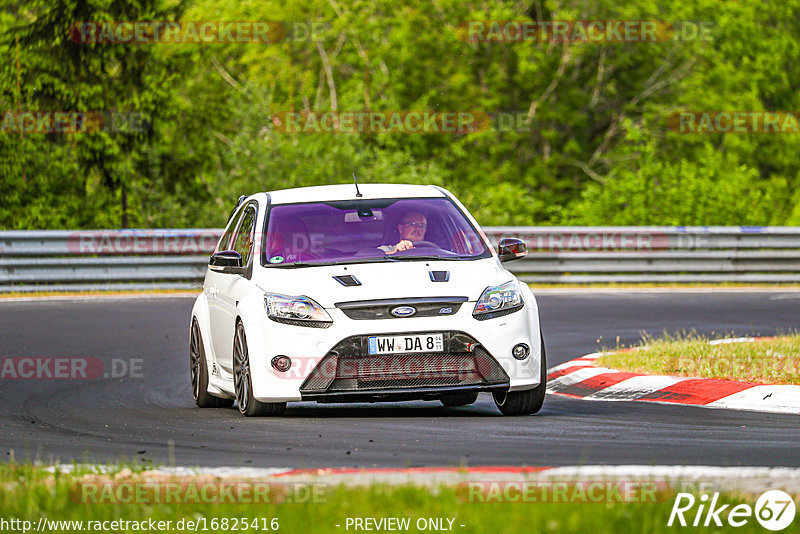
[121,183,128,229]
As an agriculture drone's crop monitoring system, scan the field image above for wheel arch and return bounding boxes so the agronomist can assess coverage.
[190,293,214,372]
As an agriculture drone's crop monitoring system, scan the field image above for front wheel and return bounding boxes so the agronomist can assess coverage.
[233,321,286,417]
[493,334,547,416]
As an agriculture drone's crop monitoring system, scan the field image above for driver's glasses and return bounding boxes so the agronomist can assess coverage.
[401,222,427,230]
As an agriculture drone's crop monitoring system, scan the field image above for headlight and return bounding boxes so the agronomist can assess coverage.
[265,293,333,328]
[473,280,524,320]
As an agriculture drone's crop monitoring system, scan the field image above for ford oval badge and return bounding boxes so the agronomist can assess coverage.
[391,305,417,318]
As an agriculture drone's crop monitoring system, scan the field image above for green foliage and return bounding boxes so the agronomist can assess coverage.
[0,0,204,228]
[1,0,800,228]
[567,127,782,225]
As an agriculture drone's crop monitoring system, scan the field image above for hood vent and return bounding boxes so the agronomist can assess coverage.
[333,274,361,287]
[429,271,450,282]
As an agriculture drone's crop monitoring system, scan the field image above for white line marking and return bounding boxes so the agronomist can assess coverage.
[543,465,800,479]
[707,385,800,414]
[149,466,295,477]
[547,353,606,373]
[707,337,756,345]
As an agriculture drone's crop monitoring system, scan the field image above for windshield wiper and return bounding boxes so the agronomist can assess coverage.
[273,256,400,268]
[388,255,463,261]
[278,261,339,268]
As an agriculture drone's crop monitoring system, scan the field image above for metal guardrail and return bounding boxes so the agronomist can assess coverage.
[2,227,800,291]
[485,227,800,283]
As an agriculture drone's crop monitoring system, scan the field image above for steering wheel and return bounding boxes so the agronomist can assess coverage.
[410,240,441,249]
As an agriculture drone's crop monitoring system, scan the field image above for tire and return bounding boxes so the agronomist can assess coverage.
[233,321,286,417]
[493,333,547,416]
[190,318,233,408]
[440,392,479,407]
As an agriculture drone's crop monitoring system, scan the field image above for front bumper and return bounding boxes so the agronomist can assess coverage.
[243,298,542,403]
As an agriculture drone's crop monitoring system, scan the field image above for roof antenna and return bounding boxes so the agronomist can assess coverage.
[352,172,363,197]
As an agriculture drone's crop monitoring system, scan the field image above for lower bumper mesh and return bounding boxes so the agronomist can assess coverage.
[300,332,509,400]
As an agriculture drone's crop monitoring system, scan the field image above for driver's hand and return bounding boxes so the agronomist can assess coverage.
[393,240,414,253]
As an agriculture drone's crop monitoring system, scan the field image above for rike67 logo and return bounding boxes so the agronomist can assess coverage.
[668,490,796,531]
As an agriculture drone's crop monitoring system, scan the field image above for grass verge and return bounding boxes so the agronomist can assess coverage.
[596,333,800,385]
[0,463,786,534]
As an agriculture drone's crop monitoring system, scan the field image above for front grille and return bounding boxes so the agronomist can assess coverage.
[337,353,475,378]
[336,297,467,320]
[354,376,463,388]
[300,332,509,398]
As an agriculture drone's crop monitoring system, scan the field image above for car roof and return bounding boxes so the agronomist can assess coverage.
[257,184,447,205]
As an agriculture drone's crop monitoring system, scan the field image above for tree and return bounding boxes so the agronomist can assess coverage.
[1,0,202,228]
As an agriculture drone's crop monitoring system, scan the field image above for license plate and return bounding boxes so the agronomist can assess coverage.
[367,333,444,355]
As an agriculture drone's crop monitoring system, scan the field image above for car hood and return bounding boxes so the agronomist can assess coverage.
[251,258,513,308]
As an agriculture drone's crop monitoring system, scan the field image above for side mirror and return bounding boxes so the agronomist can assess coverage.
[497,238,527,262]
[209,250,244,273]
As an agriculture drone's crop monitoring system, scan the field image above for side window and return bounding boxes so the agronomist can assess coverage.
[217,208,244,253]
[232,206,257,266]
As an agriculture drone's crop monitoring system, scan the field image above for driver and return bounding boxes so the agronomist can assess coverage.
[379,211,428,255]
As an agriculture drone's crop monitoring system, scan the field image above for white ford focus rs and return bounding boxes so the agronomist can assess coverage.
[189,183,546,416]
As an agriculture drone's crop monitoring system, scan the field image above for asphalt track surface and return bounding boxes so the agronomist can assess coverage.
[1,291,799,468]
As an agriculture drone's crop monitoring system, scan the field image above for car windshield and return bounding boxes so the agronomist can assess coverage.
[261,197,490,266]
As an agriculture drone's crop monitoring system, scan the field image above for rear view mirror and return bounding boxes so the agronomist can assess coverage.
[497,238,527,262]
[209,250,244,273]
[344,210,383,222]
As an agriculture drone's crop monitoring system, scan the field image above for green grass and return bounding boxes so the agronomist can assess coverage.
[596,333,800,384]
[0,463,790,533]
